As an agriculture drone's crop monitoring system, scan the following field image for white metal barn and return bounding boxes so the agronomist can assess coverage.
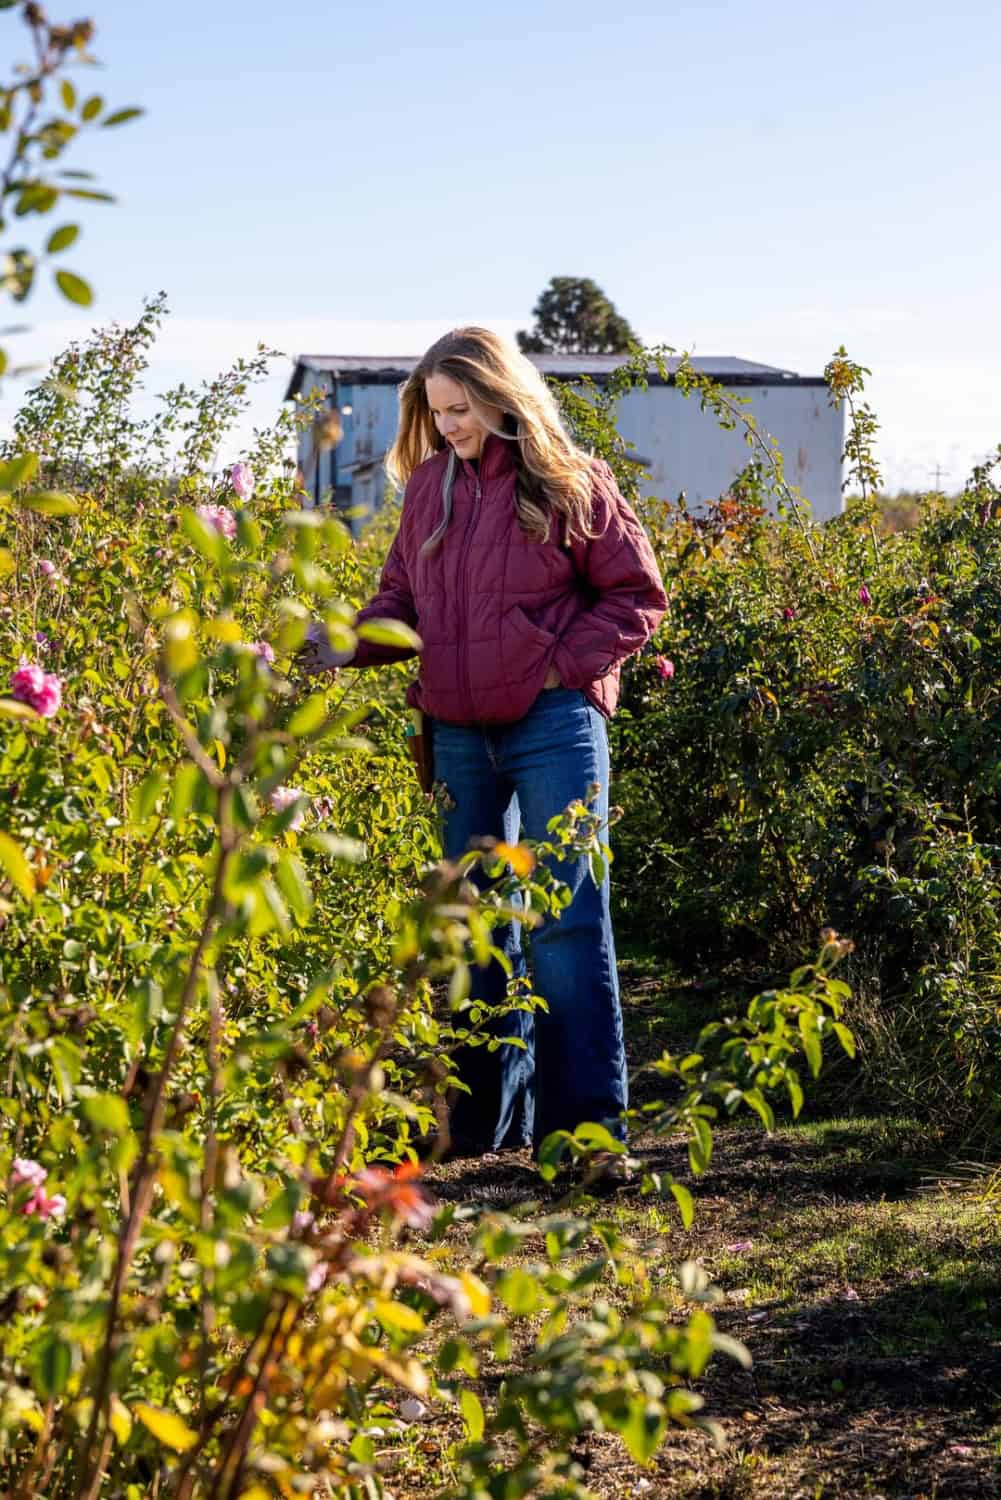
[284,354,844,528]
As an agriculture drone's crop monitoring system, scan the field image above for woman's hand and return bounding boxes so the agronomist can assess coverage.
[296,622,355,678]
[544,665,562,689]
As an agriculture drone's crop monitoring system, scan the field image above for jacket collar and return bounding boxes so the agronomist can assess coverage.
[458,432,518,485]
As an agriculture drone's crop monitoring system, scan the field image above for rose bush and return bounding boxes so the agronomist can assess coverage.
[584,403,1001,1143]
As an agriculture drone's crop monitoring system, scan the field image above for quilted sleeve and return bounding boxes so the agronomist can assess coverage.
[349,491,421,669]
[551,462,667,690]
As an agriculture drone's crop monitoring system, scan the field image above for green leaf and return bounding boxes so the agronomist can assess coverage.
[46,223,79,254]
[0,831,34,899]
[49,1037,82,1101]
[60,79,77,111]
[102,106,144,127]
[496,1268,539,1316]
[287,691,329,736]
[798,1011,823,1078]
[615,1395,666,1466]
[274,852,314,919]
[355,618,422,651]
[459,1387,485,1442]
[54,269,93,306]
[688,1114,713,1175]
[349,1434,375,1465]
[832,1021,856,1058]
[741,1088,775,1131]
[669,1180,694,1229]
[62,188,115,203]
[0,548,13,577]
[18,490,79,516]
[81,1093,130,1135]
[575,1121,622,1154]
[81,95,104,122]
[33,1335,72,1399]
[134,1403,198,1452]
[179,506,225,565]
[0,452,39,488]
[304,832,366,862]
[131,770,168,824]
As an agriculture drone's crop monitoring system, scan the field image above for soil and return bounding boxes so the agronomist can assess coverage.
[415,968,1001,1499]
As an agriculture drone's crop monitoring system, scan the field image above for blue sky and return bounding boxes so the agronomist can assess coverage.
[5,0,1001,490]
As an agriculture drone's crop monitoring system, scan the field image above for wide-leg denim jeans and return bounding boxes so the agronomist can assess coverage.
[432,687,628,1155]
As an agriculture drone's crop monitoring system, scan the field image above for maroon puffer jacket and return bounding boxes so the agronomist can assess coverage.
[349,434,667,725]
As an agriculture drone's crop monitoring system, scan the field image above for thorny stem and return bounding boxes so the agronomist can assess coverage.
[205,1297,291,1500]
[74,781,239,1497]
[197,972,224,1423]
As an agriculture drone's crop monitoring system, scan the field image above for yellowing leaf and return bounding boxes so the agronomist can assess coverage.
[459,1271,490,1319]
[18,490,80,516]
[0,697,40,721]
[373,1299,425,1335]
[134,1402,197,1452]
[0,831,35,899]
[494,842,536,878]
[109,1396,132,1445]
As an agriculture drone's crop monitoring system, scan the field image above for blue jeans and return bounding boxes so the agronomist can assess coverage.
[432,687,628,1155]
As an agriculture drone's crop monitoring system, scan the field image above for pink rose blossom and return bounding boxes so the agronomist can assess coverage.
[251,641,275,664]
[269,785,306,830]
[782,607,796,621]
[38,559,59,580]
[11,1158,47,1190]
[654,655,675,681]
[11,658,63,718]
[26,1189,66,1220]
[195,503,238,541]
[858,585,872,606]
[228,463,255,501]
[292,1209,315,1234]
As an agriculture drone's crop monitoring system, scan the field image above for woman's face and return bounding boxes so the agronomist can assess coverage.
[426,372,502,461]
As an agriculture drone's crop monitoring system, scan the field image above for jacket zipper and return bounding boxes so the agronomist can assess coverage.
[457,465,481,721]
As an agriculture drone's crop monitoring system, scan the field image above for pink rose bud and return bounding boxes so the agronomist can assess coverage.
[858,585,872,606]
[782,607,796,620]
[195,503,238,541]
[38,559,58,578]
[654,655,675,681]
[228,462,255,501]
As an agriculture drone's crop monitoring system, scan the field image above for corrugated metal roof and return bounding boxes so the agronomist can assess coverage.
[284,352,823,400]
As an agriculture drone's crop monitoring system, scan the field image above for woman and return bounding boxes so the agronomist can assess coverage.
[301,327,667,1158]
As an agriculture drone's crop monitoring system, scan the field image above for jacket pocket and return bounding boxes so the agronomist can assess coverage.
[507,604,556,652]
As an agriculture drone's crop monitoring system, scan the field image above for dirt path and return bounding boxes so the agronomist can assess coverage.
[417,967,1001,1498]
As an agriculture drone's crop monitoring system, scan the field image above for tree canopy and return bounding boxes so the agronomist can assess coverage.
[516,276,639,356]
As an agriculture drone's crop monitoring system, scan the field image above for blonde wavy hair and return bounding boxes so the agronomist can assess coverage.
[386,326,599,554]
